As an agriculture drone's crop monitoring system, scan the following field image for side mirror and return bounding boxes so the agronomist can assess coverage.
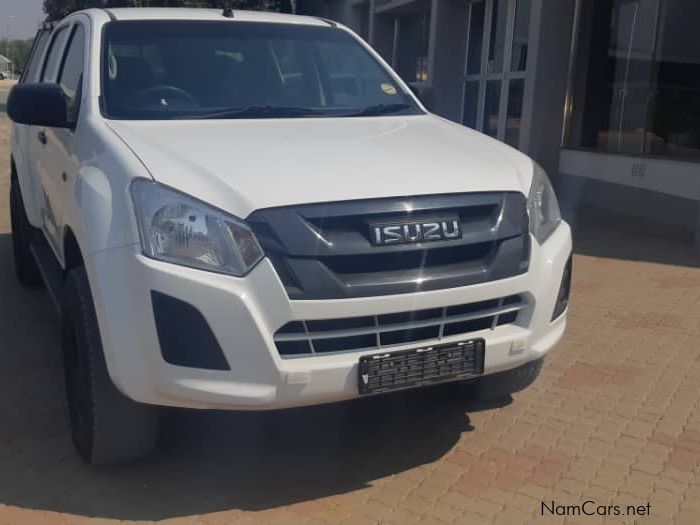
[7,83,70,128]
[408,82,434,111]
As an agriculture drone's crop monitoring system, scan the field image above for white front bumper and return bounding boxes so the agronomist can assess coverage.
[87,222,571,410]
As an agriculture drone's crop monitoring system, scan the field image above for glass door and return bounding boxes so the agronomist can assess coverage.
[605,0,660,154]
[462,0,532,149]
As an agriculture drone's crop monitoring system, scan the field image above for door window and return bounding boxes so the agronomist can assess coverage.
[41,27,69,82]
[58,25,86,123]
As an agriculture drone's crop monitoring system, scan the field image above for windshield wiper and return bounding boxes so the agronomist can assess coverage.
[346,103,414,117]
[186,105,323,119]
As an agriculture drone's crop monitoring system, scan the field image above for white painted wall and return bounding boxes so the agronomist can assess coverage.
[560,149,700,201]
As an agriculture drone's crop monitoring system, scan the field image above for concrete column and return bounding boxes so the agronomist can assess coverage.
[525,0,577,177]
[429,0,469,122]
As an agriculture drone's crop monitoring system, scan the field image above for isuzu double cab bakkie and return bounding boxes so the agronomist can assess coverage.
[8,8,572,465]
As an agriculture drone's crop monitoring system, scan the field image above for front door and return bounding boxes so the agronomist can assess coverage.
[33,21,86,263]
[461,0,532,149]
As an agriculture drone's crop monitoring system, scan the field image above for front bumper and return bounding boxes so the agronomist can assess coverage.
[87,222,572,410]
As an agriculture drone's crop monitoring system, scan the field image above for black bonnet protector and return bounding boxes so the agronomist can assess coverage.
[247,192,530,300]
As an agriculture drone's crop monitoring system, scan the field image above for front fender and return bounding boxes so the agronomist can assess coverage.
[74,165,140,256]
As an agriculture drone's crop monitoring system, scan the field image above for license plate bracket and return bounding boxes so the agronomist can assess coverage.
[358,339,485,395]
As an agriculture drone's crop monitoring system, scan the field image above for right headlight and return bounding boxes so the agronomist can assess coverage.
[130,179,264,277]
[527,163,561,244]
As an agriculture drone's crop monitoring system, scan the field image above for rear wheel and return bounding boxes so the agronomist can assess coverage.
[62,267,159,465]
[9,175,42,286]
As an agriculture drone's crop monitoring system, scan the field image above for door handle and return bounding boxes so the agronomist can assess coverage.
[37,130,47,145]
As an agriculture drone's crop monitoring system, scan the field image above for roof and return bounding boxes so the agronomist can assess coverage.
[103,8,330,27]
[0,55,11,65]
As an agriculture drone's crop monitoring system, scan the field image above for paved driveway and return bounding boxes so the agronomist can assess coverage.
[1,87,700,525]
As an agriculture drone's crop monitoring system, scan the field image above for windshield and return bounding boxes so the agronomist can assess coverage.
[101,21,422,120]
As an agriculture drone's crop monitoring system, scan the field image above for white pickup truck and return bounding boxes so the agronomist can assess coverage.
[8,7,571,465]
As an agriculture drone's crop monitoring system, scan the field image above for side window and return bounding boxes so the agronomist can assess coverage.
[40,27,69,82]
[58,25,86,123]
[21,30,50,84]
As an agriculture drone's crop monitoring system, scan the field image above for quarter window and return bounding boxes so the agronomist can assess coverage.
[21,30,50,84]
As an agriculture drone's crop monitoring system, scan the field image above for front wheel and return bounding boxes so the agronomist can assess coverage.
[62,267,159,465]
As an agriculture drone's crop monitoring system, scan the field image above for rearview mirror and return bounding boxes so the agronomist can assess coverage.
[7,83,70,128]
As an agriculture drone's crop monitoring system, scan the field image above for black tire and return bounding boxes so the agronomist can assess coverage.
[469,358,544,400]
[62,267,159,465]
[9,176,42,286]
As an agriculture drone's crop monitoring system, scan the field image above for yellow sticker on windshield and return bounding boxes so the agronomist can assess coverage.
[381,83,398,95]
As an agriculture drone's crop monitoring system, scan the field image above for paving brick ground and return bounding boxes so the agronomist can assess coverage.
[1,85,700,524]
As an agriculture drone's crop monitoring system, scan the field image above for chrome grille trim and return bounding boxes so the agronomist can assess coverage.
[274,295,526,357]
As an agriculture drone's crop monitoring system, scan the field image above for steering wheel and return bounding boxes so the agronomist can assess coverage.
[131,85,198,110]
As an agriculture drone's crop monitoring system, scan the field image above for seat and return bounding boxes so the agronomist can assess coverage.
[110,56,155,109]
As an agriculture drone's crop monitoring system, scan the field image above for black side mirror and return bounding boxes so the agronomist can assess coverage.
[408,82,434,111]
[7,83,70,128]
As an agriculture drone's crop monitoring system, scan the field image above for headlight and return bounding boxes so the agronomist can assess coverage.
[130,180,264,276]
[527,163,561,244]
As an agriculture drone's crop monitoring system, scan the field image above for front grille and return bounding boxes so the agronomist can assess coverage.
[248,193,530,300]
[274,294,525,357]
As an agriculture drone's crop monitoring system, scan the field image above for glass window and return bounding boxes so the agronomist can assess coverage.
[647,0,700,159]
[21,30,50,84]
[59,25,86,123]
[483,80,501,136]
[102,21,421,120]
[486,0,509,74]
[510,0,531,71]
[395,9,431,82]
[462,81,479,129]
[565,0,700,160]
[505,78,524,146]
[41,27,69,82]
[466,1,486,75]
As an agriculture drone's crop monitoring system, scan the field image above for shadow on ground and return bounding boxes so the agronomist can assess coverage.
[565,205,700,268]
[0,233,509,520]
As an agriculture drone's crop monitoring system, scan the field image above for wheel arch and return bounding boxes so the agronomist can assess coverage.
[63,227,85,273]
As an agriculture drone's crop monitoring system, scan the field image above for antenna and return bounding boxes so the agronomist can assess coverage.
[223,1,235,18]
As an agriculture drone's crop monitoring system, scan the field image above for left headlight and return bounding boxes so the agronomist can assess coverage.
[527,163,561,244]
[130,179,264,277]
